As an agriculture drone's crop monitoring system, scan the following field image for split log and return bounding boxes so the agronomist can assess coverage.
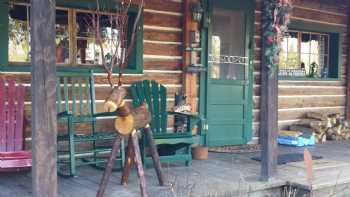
[296,119,326,128]
[305,112,328,121]
[315,133,327,144]
[289,125,314,136]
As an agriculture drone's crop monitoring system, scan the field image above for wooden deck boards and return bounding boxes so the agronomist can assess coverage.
[2,142,350,196]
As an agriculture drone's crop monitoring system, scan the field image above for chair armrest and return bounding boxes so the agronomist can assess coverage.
[169,111,202,133]
[168,111,199,118]
[57,111,72,119]
[93,111,118,118]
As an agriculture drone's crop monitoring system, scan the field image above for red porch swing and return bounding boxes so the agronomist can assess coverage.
[0,79,31,171]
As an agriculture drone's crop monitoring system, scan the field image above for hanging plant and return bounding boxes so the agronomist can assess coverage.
[262,0,293,77]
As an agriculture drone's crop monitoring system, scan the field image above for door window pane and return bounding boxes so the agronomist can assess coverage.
[209,8,247,80]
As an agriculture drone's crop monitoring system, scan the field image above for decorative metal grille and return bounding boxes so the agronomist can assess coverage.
[208,54,248,65]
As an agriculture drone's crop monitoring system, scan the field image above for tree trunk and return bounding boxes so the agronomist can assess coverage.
[30,0,58,196]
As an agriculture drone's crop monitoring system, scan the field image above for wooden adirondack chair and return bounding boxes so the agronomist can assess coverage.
[130,80,200,166]
[56,70,124,176]
[0,79,32,171]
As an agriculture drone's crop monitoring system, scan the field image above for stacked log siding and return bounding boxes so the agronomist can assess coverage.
[252,0,349,142]
[0,0,184,140]
[0,0,349,145]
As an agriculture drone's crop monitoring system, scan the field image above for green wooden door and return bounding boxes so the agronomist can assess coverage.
[206,0,254,147]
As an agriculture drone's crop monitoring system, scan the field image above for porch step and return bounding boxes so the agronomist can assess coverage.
[285,161,350,196]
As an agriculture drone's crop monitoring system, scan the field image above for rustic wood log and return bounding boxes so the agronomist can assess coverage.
[116,102,132,117]
[296,119,326,128]
[114,102,152,136]
[143,125,165,186]
[30,0,58,196]
[96,137,123,197]
[104,86,128,112]
[131,130,148,197]
[260,0,278,181]
[289,125,314,135]
[315,133,327,144]
[305,112,328,121]
[121,135,135,186]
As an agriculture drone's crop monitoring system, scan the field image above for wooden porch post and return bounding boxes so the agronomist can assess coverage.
[183,0,199,112]
[260,0,292,181]
[260,0,278,181]
[30,0,58,196]
[346,7,350,122]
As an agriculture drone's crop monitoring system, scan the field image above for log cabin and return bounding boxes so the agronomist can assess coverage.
[0,0,350,190]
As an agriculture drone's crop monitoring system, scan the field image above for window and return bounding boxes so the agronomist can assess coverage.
[278,30,339,79]
[8,4,30,62]
[7,2,143,73]
[76,12,122,65]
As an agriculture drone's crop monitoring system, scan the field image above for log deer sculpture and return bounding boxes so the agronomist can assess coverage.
[97,86,165,197]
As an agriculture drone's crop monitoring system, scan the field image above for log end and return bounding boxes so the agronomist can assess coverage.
[115,115,135,136]
[104,100,118,112]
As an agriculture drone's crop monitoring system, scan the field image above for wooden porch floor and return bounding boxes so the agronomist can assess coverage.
[2,141,350,197]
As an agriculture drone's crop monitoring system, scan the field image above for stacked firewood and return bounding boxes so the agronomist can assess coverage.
[291,112,350,144]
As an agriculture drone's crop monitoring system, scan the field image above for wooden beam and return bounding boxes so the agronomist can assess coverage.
[260,0,278,181]
[183,0,198,113]
[30,0,58,196]
[346,7,350,122]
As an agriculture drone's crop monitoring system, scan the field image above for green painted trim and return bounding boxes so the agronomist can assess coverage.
[56,0,140,12]
[198,0,209,146]
[278,76,341,81]
[245,0,255,143]
[289,20,345,33]
[0,64,142,74]
[2,0,143,74]
[0,2,9,66]
[280,20,344,80]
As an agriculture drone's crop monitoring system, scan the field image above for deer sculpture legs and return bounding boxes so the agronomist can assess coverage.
[96,126,165,197]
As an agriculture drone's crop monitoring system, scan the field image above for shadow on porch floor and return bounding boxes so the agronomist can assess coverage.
[2,141,350,197]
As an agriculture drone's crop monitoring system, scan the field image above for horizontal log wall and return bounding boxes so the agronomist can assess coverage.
[0,0,185,144]
[252,0,349,143]
[1,0,349,146]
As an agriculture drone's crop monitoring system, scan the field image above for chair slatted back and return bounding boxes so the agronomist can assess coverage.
[130,80,167,134]
[0,79,25,152]
[56,70,96,117]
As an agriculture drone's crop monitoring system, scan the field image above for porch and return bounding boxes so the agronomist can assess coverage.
[3,142,350,197]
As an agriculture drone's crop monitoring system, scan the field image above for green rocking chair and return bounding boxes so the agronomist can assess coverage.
[56,70,124,176]
[130,80,199,166]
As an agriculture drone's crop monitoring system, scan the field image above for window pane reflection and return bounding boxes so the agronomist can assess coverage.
[8,4,31,62]
[76,12,123,65]
[279,30,330,78]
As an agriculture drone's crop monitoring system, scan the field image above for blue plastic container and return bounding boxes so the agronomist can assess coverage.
[278,135,316,147]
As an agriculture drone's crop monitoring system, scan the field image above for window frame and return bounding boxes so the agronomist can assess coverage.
[278,20,343,81]
[1,0,144,74]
